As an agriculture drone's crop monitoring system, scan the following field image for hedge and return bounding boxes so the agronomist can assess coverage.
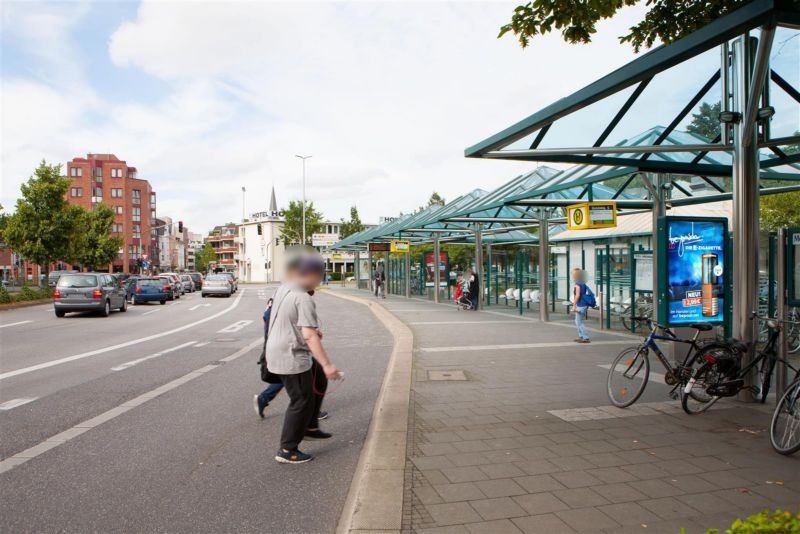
[0,284,53,304]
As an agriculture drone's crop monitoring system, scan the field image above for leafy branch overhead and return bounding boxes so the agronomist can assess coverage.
[499,0,747,52]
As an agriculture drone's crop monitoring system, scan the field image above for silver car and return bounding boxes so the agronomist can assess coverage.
[201,274,232,298]
[180,274,195,293]
[54,273,127,317]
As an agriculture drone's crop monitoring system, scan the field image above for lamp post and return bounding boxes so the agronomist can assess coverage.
[241,186,246,222]
[295,155,312,244]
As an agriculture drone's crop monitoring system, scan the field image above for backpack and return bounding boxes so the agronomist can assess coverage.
[257,298,282,384]
[579,283,597,308]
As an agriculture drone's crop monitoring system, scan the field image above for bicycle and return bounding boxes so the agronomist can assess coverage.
[606,317,735,408]
[619,295,654,333]
[681,314,797,416]
[771,365,800,455]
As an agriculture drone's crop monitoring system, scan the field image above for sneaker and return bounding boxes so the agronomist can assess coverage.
[304,429,332,440]
[275,449,313,464]
[318,410,329,421]
[578,338,591,344]
[253,394,267,419]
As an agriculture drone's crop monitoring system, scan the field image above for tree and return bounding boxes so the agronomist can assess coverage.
[0,203,7,243]
[281,200,324,246]
[74,203,123,271]
[687,101,721,141]
[428,192,446,207]
[499,0,745,52]
[761,191,800,231]
[340,206,365,239]
[4,161,81,284]
[195,242,217,273]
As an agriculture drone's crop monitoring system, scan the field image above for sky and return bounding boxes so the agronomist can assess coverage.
[2,1,797,234]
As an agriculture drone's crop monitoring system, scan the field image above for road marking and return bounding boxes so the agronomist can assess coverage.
[0,320,33,329]
[142,308,162,316]
[409,320,528,325]
[188,304,211,311]
[419,340,632,353]
[195,341,210,347]
[217,320,253,333]
[0,289,246,381]
[111,341,196,371]
[0,398,38,410]
[0,338,262,475]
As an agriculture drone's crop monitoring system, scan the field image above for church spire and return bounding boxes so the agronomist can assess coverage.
[269,186,278,213]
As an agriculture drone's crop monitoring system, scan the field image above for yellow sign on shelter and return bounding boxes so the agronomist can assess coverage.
[391,240,411,253]
[567,201,617,230]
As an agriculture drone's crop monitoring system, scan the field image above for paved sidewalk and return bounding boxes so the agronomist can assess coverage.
[332,288,799,534]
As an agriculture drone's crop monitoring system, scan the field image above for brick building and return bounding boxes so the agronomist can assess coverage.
[205,224,237,272]
[65,154,157,273]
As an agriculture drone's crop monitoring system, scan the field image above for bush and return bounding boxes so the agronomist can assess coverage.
[0,286,11,304]
[692,509,800,534]
[19,284,38,301]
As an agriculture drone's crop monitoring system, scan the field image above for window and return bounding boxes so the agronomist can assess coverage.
[70,167,82,177]
[93,187,103,198]
[132,207,141,222]
[70,187,82,197]
[132,224,141,239]
[93,167,102,181]
[115,206,123,215]
[112,223,123,233]
[132,189,141,204]
[111,168,122,178]
[111,188,123,198]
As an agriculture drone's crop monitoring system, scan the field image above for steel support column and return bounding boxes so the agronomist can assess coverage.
[474,224,483,310]
[645,174,667,325]
[433,236,441,304]
[538,217,550,322]
[731,30,773,400]
[404,250,411,299]
[354,251,361,290]
[775,228,788,399]
[368,250,374,294]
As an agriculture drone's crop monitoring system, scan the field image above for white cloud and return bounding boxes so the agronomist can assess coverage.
[4,0,659,231]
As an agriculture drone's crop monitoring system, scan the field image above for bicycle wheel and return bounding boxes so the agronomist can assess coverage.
[757,354,777,403]
[770,380,800,455]
[607,346,650,408]
[621,316,631,332]
[681,362,721,414]
[788,322,800,354]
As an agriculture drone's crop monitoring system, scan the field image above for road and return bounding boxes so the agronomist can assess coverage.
[0,285,392,533]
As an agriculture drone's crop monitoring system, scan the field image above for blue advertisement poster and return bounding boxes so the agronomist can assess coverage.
[663,218,727,325]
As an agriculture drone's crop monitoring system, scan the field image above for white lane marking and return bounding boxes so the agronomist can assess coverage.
[0,289,246,381]
[111,341,197,371]
[0,320,33,329]
[188,304,211,311]
[597,363,667,385]
[419,340,632,353]
[142,308,162,316]
[0,398,38,410]
[195,341,210,347]
[409,320,528,325]
[386,309,451,313]
[0,338,262,475]
[217,319,253,333]
[482,309,639,339]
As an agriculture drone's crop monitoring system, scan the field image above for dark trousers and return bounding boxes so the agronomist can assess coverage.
[278,360,328,450]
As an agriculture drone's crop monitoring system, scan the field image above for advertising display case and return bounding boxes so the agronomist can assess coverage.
[656,216,729,327]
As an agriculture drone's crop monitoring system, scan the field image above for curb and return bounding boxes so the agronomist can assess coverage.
[327,291,413,534]
[0,299,52,311]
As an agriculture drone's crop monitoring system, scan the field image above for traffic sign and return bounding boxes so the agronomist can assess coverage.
[566,201,617,230]
[391,240,410,253]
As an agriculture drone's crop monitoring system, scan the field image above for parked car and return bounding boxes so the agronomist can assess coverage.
[162,273,185,295]
[54,273,127,317]
[124,276,144,302]
[189,272,203,290]
[202,274,233,298]
[157,275,181,301]
[48,270,77,287]
[180,274,195,293]
[131,278,169,305]
[219,272,238,293]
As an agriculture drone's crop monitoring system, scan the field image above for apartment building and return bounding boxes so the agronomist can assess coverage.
[65,154,157,273]
[205,223,237,272]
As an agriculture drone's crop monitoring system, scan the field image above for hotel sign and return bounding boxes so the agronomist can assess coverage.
[251,210,284,219]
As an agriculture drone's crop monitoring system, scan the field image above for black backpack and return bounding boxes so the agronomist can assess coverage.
[257,298,282,384]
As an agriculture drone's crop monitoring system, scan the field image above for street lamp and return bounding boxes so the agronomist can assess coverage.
[295,155,312,244]
[241,186,246,222]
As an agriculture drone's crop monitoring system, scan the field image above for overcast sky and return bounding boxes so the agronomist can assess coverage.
[2,1,796,234]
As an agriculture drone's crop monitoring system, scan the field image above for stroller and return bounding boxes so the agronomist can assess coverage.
[454,280,473,310]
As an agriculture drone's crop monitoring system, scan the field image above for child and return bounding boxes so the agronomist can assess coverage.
[571,268,592,343]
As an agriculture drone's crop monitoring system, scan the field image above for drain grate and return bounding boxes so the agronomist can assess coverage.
[428,370,467,381]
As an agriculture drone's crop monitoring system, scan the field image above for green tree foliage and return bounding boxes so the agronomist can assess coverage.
[761,191,800,231]
[428,192,446,207]
[281,200,324,246]
[0,203,8,242]
[340,206,365,239]
[687,101,721,140]
[195,242,217,273]
[499,0,746,52]
[4,161,82,283]
[74,203,123,271]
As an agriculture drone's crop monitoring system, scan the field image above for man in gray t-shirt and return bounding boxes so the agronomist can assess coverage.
[267,252,341,464]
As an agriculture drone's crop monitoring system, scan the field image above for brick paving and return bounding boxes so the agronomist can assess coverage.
[337,288,800,533]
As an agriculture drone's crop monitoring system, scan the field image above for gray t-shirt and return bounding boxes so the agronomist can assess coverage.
[265,283,319,375]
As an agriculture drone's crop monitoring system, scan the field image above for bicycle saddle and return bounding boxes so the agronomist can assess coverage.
[690,322,713,331]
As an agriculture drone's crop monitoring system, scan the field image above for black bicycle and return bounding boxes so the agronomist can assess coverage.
[606,317,736,408]
[681,314,797,416]
[771,363,800,455]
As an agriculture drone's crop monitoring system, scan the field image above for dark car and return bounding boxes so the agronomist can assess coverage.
[189,272,203,290]
[54,273,127,317]
[131,278,169,305]
[158,275,181,301]
[124,276,144,302]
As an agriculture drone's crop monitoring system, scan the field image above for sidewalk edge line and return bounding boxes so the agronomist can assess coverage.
[328,290,413,534]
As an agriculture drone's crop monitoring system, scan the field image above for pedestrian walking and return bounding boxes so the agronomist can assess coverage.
[466,268,479,311]
[266,251,341,464]
[571,268,596,344]
[374,266,386,298]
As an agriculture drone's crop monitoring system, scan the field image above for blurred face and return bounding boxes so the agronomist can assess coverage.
[298,269,323,290]
[571,270,581,282]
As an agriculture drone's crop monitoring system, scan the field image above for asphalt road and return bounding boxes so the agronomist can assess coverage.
[0,285,392,533]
